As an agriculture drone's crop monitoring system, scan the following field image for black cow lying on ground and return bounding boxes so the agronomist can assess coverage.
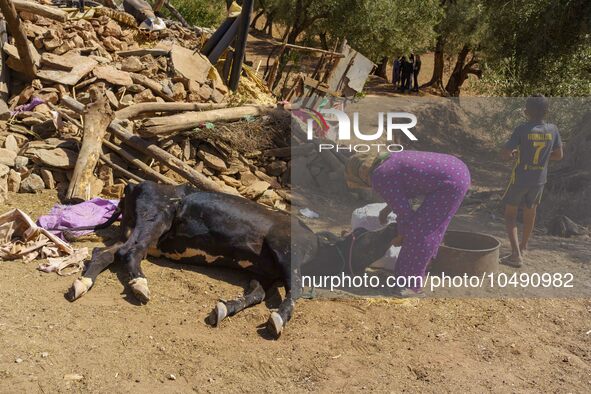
[67,181,398,337]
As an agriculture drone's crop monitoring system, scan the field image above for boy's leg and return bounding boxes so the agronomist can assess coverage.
[520,185,543,252]
[521,205,537,252]
[503,204,522,265]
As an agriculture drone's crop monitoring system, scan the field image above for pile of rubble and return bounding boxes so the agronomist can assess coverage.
[0,0,292,211]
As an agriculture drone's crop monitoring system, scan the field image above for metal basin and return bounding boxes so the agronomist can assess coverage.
[430,230,500,276]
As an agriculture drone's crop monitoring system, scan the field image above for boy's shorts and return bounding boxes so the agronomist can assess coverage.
[502,183,544,208]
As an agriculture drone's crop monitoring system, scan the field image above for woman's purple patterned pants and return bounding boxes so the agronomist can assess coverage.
[371,151,471,290]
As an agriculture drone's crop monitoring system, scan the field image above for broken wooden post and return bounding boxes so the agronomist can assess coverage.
[207,16,240,64]
[0,20,10,120]
[66,87,114,201]
[0,0,37,79]
[228,0,253,91]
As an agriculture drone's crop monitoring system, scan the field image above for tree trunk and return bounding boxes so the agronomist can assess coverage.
[250,9,265,29]
[319,31,329,50]
[375,56,389,79]
[445,44,481,97]
[264,13,274,35]
[422,36,445,90]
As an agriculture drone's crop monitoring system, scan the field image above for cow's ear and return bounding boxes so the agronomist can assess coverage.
[123,183,135,197]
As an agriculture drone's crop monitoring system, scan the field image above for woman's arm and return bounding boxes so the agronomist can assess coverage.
[379,205,393,225]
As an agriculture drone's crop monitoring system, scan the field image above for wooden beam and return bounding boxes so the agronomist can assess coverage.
[99,153,145,183]
[263,39,345,58]
[228,0,253,91]
[115,102,227,120]
[0,20,10,120]
[108,121,235,194]
[12,0,68,22]
[139,105,273,135]
[0,0,36,79]
[61,96,235,194]
[66,88,114,201]
[102,138,177,185]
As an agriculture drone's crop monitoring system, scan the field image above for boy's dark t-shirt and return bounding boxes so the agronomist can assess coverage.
[505,121,562,186]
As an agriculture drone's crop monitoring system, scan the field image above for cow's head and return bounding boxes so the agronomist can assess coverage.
[307,223,398,276]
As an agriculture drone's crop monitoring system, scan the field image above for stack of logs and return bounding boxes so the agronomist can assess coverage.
[0,0,290,210]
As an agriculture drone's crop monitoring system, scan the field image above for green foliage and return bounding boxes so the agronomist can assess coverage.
[475,42,591,96]
[259,0,441,61]
[257,0,591,96]
[329,0,443,61]
[476,0,591,96]
[439,0,487,51]
[165,0,226,28]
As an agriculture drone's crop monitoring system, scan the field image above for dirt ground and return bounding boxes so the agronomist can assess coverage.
[1,33,590,392]
[1,143,590,393]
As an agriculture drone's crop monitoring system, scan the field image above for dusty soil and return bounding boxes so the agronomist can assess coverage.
[1,154,590,393]
[1,55,590,393]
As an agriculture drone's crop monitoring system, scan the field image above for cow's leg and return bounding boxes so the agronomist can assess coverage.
[67,242,124,301]
[116,213,174,303]
[210,279,265,326]
[267,278,302,338]
[266,248,303,338]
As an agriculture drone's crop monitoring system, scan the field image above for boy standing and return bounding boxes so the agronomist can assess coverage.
[501,95,563,267]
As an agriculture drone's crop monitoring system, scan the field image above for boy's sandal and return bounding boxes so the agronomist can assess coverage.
[500,255,523,268]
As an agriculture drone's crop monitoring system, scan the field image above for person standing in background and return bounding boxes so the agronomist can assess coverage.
[392,57,401,89]
[413,54,422,92]
[400,56,413,93]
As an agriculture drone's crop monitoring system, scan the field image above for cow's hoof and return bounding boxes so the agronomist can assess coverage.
[129,277,150,303]
[267,312,284,338]
[67,277,93,301]
[211,302,228,327]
